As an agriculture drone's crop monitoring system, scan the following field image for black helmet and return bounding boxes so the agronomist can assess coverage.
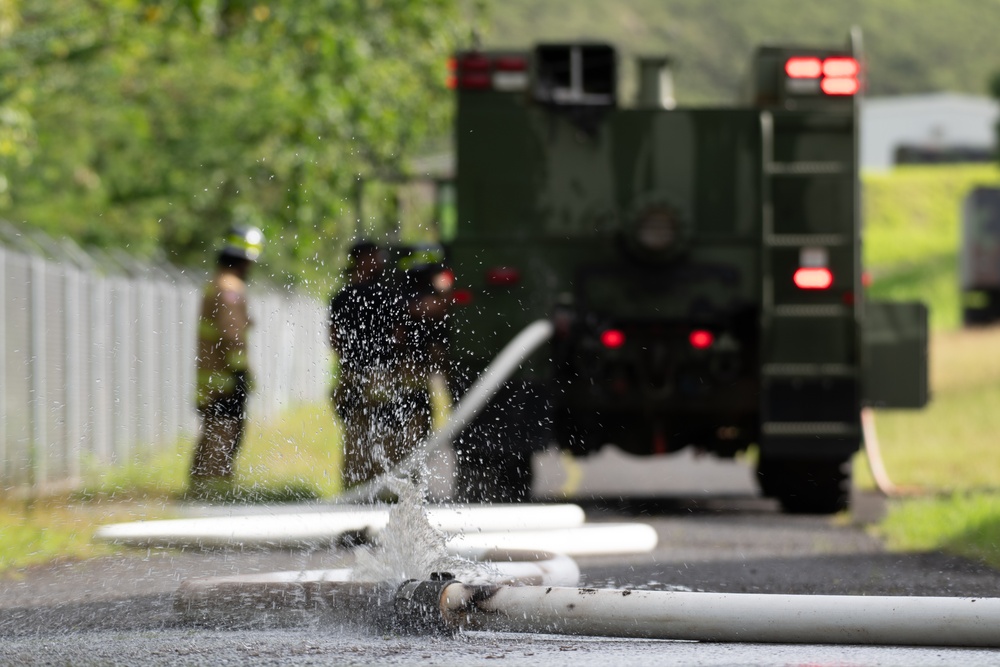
[220,225,265,262]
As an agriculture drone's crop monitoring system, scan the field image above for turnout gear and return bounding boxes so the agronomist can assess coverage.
[190,226,263,484]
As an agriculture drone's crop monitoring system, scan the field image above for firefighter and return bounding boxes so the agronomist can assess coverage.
[397,243,454,405]
[189,225,264,490]
[329,241,425,490]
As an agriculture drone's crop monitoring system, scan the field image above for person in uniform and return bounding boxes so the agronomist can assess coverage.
[396,244,454,444]
[329,241,412,489]
[189,225,264,489]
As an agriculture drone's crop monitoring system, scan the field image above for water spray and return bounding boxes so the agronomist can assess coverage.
[336,319,554,504]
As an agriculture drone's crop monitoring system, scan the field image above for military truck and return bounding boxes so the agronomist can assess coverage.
[444,31,928,513]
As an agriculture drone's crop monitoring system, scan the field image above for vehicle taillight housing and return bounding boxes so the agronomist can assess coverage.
[784,57,822,79]
[793,267,834,290]
[450,53,529,92]
[784,55,860,97]
[689,329,714,350]
[485,266,520,286]
[600,329,626,349]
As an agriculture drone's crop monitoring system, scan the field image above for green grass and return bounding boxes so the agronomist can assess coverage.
[879,493,1000,569]
[863,164,1000,330]
[79,403,344,503]
[856,323,1000,567]
[0,402,343,574]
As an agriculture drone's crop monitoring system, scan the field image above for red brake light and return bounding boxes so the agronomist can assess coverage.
[689,330,714,350]
[820,76,859,96]
[452,288,473,305]
[785,57,822,78]
[793,267,834,290]
[460,54,491,71]
[494,56,527,72]
[485,266,520,286]
[601,329,626,349]
[459,72,492,90]
[456,54,493,90]
[822,57,859,78]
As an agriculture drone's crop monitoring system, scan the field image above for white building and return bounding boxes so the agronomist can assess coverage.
[860,93,999,171]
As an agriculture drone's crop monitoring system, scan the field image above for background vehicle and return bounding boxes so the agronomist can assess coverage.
[446,30,928,513]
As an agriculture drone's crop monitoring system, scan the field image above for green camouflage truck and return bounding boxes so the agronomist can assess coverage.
[445,31,928,513]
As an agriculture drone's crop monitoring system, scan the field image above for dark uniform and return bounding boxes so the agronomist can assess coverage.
[329,242,429,489]
[190,225,264,486]
[397,245,453,382]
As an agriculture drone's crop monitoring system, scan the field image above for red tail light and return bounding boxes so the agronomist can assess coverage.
[494,56,528,72]
[785,55,860,96]
[689,330,714,350]
[460,54,491,71]
[785,57,822,78]
[452,288,473,305]
[793,267,834,290]
[822,57,859,77]
[600,329,626,349]
[455,53,493,90]
[459,72,492,90]
[485,266,520,286]
[820,76,859,96]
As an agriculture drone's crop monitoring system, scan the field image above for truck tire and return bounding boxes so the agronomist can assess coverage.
[756,456,850,515]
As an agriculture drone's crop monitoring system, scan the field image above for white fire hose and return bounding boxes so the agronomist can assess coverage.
[171,319,1000,648]
[176,568,1000,647]
[442,583,1000,647]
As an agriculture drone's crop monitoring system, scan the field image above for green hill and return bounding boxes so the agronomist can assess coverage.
[479,0,1000,104]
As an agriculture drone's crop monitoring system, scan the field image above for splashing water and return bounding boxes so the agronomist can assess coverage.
[350,474,468,584]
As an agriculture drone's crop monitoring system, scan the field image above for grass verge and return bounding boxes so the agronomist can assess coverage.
[879,493,1000,570]
[863,164,1000,330]
[855,325,1000,568]
[0,402,342,574]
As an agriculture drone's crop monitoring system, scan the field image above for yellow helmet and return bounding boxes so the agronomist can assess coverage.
[220,225,264,262]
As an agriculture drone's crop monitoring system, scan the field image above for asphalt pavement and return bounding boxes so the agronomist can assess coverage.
[2,451,999,665]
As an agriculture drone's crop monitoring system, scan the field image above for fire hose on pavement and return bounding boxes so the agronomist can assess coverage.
[165,320,1000,648]
[175,567,1000,647]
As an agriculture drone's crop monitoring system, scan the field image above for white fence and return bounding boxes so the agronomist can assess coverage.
[0,232,330,494]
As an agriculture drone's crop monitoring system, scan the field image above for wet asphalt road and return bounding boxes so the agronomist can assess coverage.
[2,450,1000,666]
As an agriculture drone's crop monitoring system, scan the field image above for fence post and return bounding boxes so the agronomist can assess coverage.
[28,255,47,491]
[64,263,82,485]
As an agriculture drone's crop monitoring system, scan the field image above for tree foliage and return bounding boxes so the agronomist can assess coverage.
[5,0,997,284]
[0,0,471,287]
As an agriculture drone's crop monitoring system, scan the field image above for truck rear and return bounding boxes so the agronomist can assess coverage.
[446,32,928,513]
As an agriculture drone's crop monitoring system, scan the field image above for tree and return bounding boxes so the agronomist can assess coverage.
[0,0,472,288]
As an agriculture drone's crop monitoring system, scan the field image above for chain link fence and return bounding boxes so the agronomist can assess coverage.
[1,230,330,494]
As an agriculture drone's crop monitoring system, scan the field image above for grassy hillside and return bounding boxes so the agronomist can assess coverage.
[479,0,1000,104]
